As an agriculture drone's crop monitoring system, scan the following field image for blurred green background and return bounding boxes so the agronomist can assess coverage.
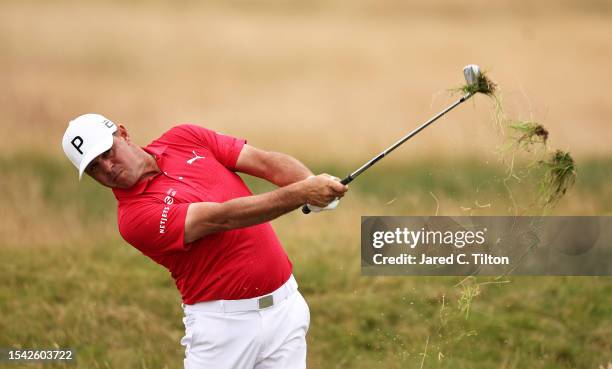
[1,0,611,368]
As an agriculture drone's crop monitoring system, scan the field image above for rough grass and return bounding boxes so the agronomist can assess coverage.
[1,155,611,369]
[2,242,611,369]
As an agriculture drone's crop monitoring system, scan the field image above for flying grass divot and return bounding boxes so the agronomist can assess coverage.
[424,66,576,365]
[506,121,549,154]
[539,150,577,206]
[510,121,549,146]
[452,66,576,209]
[461,71,497,96]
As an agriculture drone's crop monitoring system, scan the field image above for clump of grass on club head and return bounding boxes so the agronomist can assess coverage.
[539,150,577,205]
[461,72,497,96]
[451,70,504,130]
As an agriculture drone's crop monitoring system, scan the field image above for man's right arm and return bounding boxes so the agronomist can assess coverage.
[184,174,348,243]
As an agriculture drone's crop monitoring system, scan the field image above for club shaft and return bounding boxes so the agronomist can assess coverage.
[302,92,474,214]
[341,92,474,185]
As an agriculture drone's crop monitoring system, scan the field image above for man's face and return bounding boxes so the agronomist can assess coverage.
[84,129,144,189]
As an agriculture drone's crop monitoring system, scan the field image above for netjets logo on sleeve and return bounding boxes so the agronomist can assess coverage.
[159,188,177,234]
[187,150,206,165]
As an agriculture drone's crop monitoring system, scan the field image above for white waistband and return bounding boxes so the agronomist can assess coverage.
[183,275,298,313]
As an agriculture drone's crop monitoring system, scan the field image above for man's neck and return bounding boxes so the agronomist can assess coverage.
[139,149,161,181]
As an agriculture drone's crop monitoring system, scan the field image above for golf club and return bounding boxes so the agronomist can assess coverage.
[302,64,482,214]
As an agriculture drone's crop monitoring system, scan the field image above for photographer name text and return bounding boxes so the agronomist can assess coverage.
[372,253,509,265]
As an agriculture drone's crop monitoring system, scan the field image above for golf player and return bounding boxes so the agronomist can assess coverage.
[61,113,348,369]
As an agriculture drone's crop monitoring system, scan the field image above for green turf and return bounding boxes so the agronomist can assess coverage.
[1,154,611,368]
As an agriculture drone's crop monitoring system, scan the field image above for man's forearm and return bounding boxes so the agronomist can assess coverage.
[185,174,347,242]
[221,181,307,229]
[185,181,307,242]
[262,152,313,186]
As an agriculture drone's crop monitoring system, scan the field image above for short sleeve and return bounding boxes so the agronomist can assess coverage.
[117,201,190,256]
[164,124,246,170]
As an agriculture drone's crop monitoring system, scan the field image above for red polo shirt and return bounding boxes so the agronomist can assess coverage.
[112,124,292,304]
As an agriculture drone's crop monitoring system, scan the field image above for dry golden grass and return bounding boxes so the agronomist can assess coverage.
[1,1,611,166]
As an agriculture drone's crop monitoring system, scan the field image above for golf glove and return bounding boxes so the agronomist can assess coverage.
[306,197,340,213]
[305,174,342,212]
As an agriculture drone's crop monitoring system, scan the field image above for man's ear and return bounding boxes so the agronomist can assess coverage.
[117,124,131,143]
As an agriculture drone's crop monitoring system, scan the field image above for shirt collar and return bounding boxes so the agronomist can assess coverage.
[112,144,168,199]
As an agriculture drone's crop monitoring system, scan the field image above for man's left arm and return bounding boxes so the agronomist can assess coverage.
[235,144,313,186]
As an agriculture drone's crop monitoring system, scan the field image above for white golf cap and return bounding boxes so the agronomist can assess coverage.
[62,113,117,179]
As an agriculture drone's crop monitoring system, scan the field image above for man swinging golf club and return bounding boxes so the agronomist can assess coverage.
[61,64,483,369]
[62,115,348,369]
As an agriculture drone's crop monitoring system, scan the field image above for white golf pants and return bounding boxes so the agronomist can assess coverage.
[181,276,310,369]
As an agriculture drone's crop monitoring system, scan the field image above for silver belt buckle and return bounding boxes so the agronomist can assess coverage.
[258,295,273,309]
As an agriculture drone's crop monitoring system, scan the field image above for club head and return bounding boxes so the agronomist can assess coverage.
[463,64,481,86]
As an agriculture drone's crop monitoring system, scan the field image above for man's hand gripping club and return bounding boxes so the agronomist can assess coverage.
[303,174,347,213]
